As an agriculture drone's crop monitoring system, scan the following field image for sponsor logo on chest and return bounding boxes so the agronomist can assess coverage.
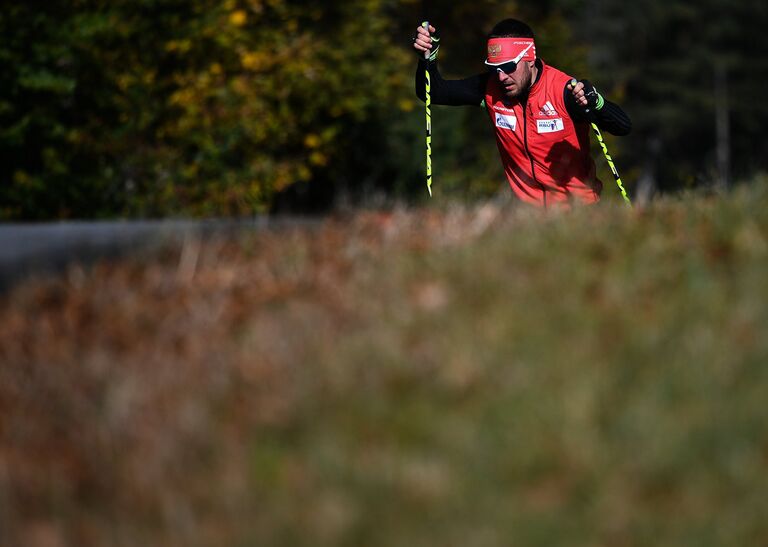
[538,101,559,117]
[536,118,564,133]
[495,113,517,131]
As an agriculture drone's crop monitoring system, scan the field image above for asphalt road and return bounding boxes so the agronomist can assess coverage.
[0,217,315,290]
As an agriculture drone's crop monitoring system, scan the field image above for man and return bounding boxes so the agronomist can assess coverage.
[413,19,631,208]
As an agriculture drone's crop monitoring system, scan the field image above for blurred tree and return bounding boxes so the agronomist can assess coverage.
[1,0,416,218]
[570,0,768,198]
[0,2,101,219]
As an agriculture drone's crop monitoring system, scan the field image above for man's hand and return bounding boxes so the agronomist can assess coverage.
[413,22,440,62]
[567,79,604,111]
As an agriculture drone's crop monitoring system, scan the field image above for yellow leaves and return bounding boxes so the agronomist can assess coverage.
[273,166,293,191]
[229,10,248,27]
[165,39,192,53]
[309,152,328,167]
[304,134,321,148]
[297,165,312,181]
[231,75,250,96]
[398,98,415,112]
[321,126,339,142]
[116,70,156,92]
[116,1,408,214]
[169,87,196,108]
[182,162,199,179]
[240,51,271,71]
[13,170,31,186]
[305,134,329,166]
[116,73,132,91]
[67,129,82,144]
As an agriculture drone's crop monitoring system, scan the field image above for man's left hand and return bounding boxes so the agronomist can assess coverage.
[567,79,603,111]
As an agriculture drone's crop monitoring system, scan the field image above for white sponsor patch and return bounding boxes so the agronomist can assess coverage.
[495,113,517,131]
[536,118,564,133]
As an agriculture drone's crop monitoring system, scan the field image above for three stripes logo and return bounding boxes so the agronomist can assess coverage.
[539,101,558,117]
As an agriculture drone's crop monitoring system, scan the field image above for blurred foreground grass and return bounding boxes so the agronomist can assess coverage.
[2,182,768,547]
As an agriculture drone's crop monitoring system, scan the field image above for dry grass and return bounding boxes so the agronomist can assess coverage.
[2,183,768,546]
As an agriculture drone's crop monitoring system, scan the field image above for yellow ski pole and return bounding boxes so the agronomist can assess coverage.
[570,79,631,205]
[423,20,432,197]
[591,122,631,205]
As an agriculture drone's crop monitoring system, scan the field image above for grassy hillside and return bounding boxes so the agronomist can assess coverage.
[2,182,768,546]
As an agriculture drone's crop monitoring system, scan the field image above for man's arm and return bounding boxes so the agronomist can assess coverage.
[412,22,487,107]
[564,80,632,136]
[414,59,487,106]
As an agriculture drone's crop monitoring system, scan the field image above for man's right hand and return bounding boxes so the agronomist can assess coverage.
[413,22,439,61]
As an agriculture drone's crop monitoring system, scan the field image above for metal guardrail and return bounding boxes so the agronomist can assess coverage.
[0,217,320,291]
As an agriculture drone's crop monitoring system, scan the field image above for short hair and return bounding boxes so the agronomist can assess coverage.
[488,19,535,39]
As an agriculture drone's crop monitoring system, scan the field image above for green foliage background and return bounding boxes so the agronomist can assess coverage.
[1,0,767,219]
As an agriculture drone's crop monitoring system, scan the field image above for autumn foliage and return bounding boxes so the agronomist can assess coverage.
[1,0,415,218]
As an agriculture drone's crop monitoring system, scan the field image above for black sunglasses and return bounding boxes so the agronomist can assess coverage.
[488,60,518,75]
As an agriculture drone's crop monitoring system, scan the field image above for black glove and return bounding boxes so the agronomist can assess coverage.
[579,79,605,111]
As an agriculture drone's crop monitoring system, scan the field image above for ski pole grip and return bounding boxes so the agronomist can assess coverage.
[422,21,430,60]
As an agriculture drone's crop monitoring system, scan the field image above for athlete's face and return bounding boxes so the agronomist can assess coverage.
[495,60,534,99]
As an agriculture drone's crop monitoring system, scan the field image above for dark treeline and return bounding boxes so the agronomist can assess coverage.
[2,0,766,219]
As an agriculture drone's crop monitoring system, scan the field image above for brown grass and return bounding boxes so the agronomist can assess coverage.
[2,185,768,546]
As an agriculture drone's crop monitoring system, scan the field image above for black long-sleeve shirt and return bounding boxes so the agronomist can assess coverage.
[415,59,632,136]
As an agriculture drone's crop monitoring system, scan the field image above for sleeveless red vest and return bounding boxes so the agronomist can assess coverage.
[485,61,602,207]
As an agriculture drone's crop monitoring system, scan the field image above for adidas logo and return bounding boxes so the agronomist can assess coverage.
[539,101,558,116]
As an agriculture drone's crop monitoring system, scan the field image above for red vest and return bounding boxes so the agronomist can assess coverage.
[485,61,602,207]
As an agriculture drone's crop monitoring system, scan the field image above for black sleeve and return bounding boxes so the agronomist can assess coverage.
[563,84,632,136]
[415,59,488,107]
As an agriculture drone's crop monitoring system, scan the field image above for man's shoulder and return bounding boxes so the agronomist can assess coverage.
[540,61,573,86]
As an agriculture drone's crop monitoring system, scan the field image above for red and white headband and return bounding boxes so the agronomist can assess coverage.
[485,37,536,66]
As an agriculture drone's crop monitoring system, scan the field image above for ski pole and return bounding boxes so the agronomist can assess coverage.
[570,79,631,205]
[423,20,432,197]
[591,122,631,205]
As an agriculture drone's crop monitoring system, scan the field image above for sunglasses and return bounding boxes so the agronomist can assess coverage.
[488,60,519,75]
[485,42,534,76]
